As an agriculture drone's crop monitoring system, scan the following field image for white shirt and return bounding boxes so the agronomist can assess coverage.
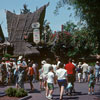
[52,64,57,72]
[47,72,54,83]
[43,63,51,75]
[56,68,67,80]
[81,63,88,72]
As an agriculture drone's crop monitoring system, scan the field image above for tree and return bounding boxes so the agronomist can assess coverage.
[51,30,72,62]
[67,27,98,58]
[55,0,100,53]
[51,21,98,60]
[55,0,100,30]
[63,21,77,34]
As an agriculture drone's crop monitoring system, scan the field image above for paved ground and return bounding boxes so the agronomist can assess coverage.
[0,81,100,100]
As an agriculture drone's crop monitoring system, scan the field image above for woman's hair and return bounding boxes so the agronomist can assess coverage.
[59,63,64,68]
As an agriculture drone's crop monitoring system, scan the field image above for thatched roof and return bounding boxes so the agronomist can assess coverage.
[6,4,48,56]
[13,42,40,56]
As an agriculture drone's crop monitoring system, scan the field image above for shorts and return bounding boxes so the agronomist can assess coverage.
[58,79,66,87]
[43,74,47,81]
[39,75,43,80]
[95,72,99,78]
[78,73,81,79]
[67,74,75,83]
[47,83,54,90]
[88,82,95,88]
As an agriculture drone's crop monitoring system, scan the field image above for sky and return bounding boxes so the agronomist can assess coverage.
[0,0,79,37]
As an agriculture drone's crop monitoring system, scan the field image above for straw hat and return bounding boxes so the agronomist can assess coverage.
[41,60,46,65]
[96,61,99,63]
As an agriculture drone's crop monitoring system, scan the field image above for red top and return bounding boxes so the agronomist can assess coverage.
[65,62,75,75]
[29,67,34,76]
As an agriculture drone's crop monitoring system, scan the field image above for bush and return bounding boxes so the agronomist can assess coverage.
[5,87,17,97]
[15,88,28,97]
[5,88,28,97]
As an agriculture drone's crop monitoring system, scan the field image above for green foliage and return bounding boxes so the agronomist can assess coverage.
[52,22,98,60]
[5,88,27,97]
[63,21,77,33]
[55,0,100,52]
[88,62,95,67]
[5,87,17,97]
[52,31,72,61]
[15,88,28,97]
[67,27,98,58]
[4,53,12,58]
[41,20,52,44]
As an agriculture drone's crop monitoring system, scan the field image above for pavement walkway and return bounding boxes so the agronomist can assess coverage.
[0,81,100,100]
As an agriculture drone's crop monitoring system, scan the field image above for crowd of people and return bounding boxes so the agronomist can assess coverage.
[0,56,100,100]
[0,57,38,89]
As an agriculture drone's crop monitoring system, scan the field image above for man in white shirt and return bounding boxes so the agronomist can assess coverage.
[42,58,51,89]
[81,61,88,82]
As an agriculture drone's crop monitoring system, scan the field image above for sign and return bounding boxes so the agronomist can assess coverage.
[33,29,40,44]
[32,22,40,28]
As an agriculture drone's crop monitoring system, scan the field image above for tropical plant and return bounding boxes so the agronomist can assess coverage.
[5,87,17,97]
[15,88,27,97]
[5,88,28,97]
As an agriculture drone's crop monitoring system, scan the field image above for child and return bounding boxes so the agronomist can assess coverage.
[46,66,56,100]
[88,69,95,95]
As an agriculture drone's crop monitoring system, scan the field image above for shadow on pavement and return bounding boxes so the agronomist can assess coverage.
[73,92,81,96]
[0,85,7,88]
[95,91,100,95]
[53,96,79,100]
[80,93,87,95]
[53,94,79,100]
[95,91,100,100]
[26,89,40,93]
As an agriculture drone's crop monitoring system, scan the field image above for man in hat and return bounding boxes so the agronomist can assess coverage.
[42,58,51,97]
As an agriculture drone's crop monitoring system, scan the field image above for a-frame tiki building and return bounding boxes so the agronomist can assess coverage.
[6,4,48,56]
